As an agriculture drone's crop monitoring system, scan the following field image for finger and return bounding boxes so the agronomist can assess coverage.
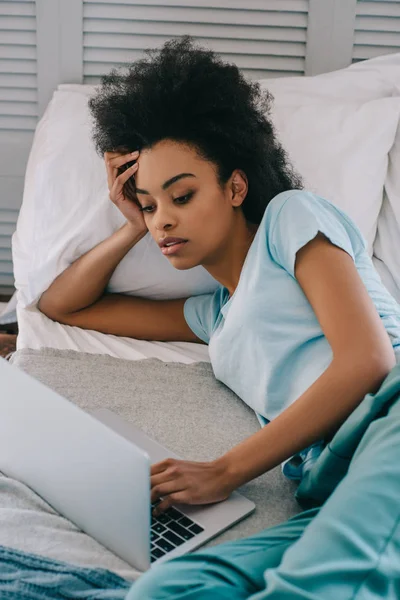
[105,151,139,190]
[151,461,183,493]
[153,492,189,516]
[104,151,119,160]
[108,151,139,170]
[104,157,117,191]
[122,177,136,202]
[151,459,177,476]
[106,164,118,193]
[150,471,176,488]
[151,480,185,504]
[104,151,122,158]
[112,163,138,193]
[105,158,127,189]
[104,150,138,160]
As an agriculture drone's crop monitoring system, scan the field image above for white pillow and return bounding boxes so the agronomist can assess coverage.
[13,54,400,308]
[374,122,400,304]
[263,51,400,105]
[372,56,400,305]
[270,98,400,257]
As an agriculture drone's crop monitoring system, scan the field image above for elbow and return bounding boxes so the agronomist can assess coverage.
[368,353,397,391]
[334,347,396,394]
[369,342,397,378]
[37,294,51,318]
[37,294,63,323]
[354,351,396,394]
[37,295,49,317]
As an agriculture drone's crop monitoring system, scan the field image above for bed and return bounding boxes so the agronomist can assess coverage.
[2,50,400,583]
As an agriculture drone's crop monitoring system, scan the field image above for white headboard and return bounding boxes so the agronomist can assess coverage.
[1,0,399,294]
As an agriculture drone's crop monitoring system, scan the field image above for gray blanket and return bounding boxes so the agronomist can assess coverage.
[2,348,300,581]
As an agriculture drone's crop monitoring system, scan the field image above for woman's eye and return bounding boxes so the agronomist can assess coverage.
[139,192,193,213]
[174,192,193,204]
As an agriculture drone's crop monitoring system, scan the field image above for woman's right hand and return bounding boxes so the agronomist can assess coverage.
[104,150,148,236]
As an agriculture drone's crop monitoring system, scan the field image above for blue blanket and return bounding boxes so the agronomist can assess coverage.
[0,544,132,599]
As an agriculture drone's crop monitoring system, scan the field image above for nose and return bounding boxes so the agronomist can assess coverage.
[153,205,177,232]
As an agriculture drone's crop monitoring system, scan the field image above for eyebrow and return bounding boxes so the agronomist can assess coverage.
[135,173,196,195]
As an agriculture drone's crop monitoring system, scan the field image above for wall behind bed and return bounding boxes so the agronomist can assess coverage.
[0,0,399,296]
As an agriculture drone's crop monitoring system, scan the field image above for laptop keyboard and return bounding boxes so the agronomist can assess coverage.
[150,502,204,562]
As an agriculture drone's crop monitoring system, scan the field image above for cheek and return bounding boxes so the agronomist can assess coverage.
[145,217,158,240]
[197,202,232,245]
[197,190,228,221]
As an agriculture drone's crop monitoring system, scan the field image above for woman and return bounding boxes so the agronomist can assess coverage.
[38,36,400,598]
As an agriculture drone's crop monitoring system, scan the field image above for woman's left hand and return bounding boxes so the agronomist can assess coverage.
[150,457,233,515]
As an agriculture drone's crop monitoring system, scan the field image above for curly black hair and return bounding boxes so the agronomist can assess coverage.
[88,35,304,224]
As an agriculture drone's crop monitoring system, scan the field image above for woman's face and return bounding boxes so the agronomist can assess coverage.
[134,139,247,270]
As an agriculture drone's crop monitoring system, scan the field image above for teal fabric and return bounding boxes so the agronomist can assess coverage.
[126,363,400,599]
[295,352,400,507]
[184,189,400,479]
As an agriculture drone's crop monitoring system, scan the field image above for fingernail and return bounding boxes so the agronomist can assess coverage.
[131,151,139,156]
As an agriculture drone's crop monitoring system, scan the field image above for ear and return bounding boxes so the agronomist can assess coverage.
[229,169,248,207]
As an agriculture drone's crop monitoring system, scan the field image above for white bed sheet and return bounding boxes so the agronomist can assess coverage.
[16,304,211,364]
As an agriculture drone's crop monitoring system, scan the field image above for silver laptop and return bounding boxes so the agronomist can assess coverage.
[0,357,255,572]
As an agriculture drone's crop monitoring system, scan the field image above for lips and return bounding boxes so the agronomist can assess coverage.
[160,239,188,256]
[158,236,188,248]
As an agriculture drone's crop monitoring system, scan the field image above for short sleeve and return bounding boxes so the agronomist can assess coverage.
[183,289,223,344]
[268,191,361,278]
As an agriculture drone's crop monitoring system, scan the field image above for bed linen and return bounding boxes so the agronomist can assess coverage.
[1,347,300,582]
[0,544,131,599]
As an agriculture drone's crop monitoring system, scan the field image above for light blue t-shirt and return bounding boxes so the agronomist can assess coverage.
[183,190,400,480]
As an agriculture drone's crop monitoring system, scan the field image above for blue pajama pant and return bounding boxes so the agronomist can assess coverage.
[126,377,400,599]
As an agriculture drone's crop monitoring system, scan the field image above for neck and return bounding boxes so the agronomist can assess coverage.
[203,216,258,297]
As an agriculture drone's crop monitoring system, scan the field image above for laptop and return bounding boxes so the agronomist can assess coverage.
[0,357,255,572]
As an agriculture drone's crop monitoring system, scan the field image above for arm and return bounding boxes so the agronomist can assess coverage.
[219,348,390,490]
[218,232,396,488]
[38,149,147,317]
[151,233,396,511]
[38,222,146,317]
[37,221,204,343]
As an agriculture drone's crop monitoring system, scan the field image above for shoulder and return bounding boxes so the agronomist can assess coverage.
[262,189,366,277]
[265,189,331,226]
[264,189,365,247]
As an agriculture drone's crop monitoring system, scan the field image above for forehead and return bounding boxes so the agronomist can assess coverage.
[135,140,216,189]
